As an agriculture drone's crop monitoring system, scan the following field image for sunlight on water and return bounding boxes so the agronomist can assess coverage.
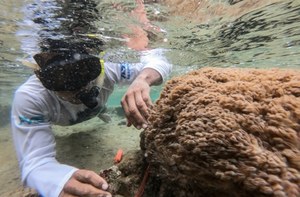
[159,0,300,70]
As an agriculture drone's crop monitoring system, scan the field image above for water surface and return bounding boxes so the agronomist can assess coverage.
[1,0,300,112]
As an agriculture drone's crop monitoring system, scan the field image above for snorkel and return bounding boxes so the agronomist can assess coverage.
[75,56,105,108]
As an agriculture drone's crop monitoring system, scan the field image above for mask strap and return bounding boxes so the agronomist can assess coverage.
[96,51,105,88]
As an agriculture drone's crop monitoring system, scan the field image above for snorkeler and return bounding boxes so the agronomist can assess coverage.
[10,0,171,196]
[11,45,171,197]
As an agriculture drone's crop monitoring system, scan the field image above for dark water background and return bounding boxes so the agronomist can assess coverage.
[1,0,300,126]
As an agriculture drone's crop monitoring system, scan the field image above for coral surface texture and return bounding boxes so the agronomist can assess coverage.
[142,67,300,197]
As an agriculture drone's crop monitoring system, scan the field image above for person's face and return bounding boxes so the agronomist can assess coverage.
[55,79,97,104]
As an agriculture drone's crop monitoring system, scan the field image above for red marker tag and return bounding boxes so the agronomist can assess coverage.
[114,149,123,164]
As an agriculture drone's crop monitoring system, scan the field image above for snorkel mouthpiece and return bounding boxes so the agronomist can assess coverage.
[76,86,100,109]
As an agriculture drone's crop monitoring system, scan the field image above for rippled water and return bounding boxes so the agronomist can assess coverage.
[162,0,300,69]
[1,0,300,126]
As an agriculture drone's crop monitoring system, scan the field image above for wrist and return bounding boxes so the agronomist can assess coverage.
[136,68,162,86]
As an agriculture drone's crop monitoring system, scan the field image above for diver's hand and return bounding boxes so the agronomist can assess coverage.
[121,77,151,129]
[59,169,111,197]
[121,68,162,129]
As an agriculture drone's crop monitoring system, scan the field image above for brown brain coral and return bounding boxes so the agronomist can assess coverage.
[142,67,300,197]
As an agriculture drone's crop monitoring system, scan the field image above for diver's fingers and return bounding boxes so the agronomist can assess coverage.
[73,169,108,190]
[61,170,111,197]
[121,92,135,127]
[135,90,150,120]
[121,91,146,129]
[141,87,152,109]
[62,179,110,197]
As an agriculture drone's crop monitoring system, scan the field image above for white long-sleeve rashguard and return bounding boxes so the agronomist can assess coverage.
[11,49,172,197]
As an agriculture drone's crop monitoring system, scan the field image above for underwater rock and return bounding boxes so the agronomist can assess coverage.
[100,150,146,197]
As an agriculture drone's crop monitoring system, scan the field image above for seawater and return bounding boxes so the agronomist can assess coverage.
[0,0,300,195]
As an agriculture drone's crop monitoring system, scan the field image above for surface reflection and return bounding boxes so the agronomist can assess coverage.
[160,0,300,69]
[27,0,104,55]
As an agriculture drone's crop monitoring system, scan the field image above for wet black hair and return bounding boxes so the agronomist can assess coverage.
[33,51,101,91]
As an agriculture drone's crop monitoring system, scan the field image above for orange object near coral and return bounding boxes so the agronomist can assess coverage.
[114,149,123,164]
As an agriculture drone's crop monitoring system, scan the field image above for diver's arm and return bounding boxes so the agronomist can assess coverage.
[11,89,77,197]
[140,48,172,83]
[121,49,172,129]
[105,49,172,85]
[11,87,110,197]
[121,67,162,129]
[105,48,172,129]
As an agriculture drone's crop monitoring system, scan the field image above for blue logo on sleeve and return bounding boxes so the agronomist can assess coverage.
[19,115,45,125]
[120,62,131,80]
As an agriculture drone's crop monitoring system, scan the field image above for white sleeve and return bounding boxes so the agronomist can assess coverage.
[140,48,172,82]
[104,48,172,86]
[11,89,78,197]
